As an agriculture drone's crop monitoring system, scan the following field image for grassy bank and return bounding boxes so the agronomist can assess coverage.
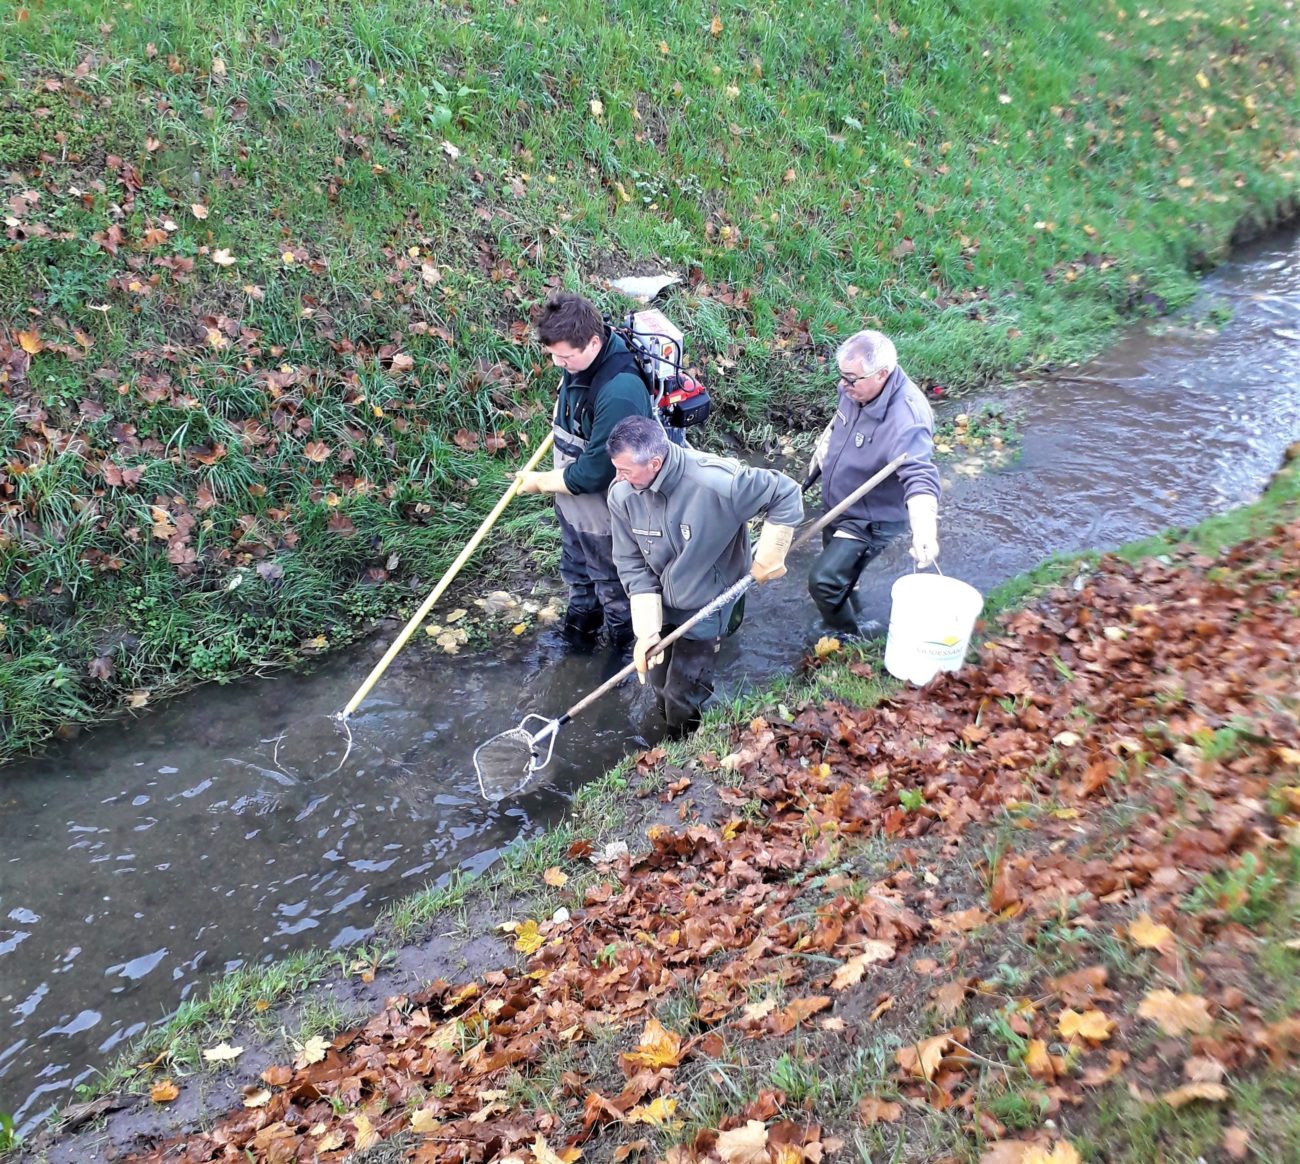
[16,450,1300,1161]
[2,0,1298,760]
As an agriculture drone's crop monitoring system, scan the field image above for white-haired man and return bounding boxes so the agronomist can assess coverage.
[806,330,941,636]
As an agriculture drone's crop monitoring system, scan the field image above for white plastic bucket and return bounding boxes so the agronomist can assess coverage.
[884,571,984,685]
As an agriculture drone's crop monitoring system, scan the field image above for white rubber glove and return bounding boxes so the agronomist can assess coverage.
[751,522,796,583]
[906,493,939,568]
[807,419,834,481]
[516,469,571,495]
[630,592,664,684]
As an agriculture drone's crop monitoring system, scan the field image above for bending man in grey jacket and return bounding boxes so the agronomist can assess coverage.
[607,416,804,736]
[807,330,942,636]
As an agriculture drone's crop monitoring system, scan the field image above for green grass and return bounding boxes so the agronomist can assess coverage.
[1,0,1297,761]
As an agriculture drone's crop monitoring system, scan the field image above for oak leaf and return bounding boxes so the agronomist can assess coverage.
[896,1032,953,1081]
[1023,1143,1082,1164]
[241,1087,271,1108]
[980,1144,1040,1164]
[621,1018,683,1071]
[1127,914,1174,951]
[293,1034,330,1068]
[513,918,544,954]
[1023,1039,1055,1081]
[1222,1126,1250,1160]
[831,940,896,989]
[814,635,841,658]
[150,1079,179,1103]
[532,1133,581,1164]
[1184,1055,1226,1083]
[933,980,968,1016]
[858,1097,902,1124]
[933,906,990,933]
[716,1120,767,1164]
[201,1042,244,1063]
[1158,1081,1228,1107]
[411,1107,440,1133]
[353,1113,380,1150]
[774,995,831,1030]
[1057,1008,1113,1043]
[1137,989,1212,1036]
[626,1096,677,1125]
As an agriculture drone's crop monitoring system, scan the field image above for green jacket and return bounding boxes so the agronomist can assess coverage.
[608,443,804,614]
[555,331,653,495]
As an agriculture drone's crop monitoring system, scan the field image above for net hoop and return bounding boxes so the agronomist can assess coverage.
[473,715,559,801]
[269,713,354,779]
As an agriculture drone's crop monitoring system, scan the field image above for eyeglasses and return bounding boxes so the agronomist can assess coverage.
[838,369,883,389]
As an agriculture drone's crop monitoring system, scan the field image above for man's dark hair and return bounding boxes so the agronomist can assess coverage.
[608,416,669,463]
[536,292,604,349]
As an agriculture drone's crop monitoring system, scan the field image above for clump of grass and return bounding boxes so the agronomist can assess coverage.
[1184,851,1284,926]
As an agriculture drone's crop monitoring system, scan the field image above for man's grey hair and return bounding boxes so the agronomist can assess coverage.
[607,416,670,464]
[837,330,897,376]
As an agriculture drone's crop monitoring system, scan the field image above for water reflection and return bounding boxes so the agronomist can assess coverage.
[3,229,1300,1129]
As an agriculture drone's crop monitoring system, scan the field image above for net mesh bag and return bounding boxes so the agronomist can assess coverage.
[270,715,354,779]
[474,728,538,801]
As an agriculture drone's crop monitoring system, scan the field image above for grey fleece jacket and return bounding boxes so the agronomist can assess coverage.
[609,443,804,614]
[820,366,941,538]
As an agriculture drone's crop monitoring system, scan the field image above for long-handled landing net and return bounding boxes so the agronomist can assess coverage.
[473,452,911,800]
[268,436,555,780]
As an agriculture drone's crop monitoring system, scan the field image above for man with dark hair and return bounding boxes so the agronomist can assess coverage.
[806,329,942,636]
[606,416,803,735]
[516,291,654,648]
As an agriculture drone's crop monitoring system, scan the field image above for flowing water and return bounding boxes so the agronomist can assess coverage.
[4,230,1300,1129]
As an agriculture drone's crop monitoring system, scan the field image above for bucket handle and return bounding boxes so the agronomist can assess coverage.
[909,561,945,577]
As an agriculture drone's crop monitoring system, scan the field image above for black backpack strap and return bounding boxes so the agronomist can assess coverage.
[588,347,644,392]
[567,344,648,434]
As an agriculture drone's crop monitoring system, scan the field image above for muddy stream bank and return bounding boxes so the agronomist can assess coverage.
[4,229,1300,1131]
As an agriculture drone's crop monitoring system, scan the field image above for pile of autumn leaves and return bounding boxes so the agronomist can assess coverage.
[126,524,1300,1164]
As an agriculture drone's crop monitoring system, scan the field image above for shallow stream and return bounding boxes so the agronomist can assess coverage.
[4,229,1300,1129]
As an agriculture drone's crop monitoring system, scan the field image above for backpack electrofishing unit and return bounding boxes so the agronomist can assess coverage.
[610,308,712,446]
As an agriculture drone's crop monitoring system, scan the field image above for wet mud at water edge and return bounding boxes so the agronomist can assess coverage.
[4,229,1300,1131]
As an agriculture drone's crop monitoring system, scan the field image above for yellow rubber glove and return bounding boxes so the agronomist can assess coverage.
[906,493,939,568]
[630,592,664,684]
[751,522,796,583]
[516,469,571,495]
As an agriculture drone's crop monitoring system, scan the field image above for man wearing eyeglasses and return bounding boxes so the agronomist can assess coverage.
[805,330,941,637]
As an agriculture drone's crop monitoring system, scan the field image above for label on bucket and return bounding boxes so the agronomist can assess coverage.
[885,572,983,684]
[923,634,964,649]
